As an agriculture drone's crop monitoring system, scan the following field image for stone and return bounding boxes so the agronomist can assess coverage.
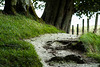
[65,55,85,64]
[48,54,85,64]
[67,41,87,52]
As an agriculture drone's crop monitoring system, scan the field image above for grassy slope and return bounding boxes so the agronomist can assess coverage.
[0,14,63,67]
[80,33,100,62]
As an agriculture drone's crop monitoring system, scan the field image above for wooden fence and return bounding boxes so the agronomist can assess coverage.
[71,13,100,35]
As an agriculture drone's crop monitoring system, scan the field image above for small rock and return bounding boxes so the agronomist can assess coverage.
[67,41,87,52]
[46,41,53,46]
[65,54,85,64]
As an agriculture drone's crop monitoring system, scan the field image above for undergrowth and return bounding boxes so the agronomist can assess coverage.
[0,14,63,67]
[80,33,100,62]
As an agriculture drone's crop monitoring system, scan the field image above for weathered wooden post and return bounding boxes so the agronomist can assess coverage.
[72,25,74,35]
[93,13,98,33]
[82,19,84,34]
[77,24,79,35]
[87,18,89,32]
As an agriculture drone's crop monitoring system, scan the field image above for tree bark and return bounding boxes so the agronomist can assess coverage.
[4,0,17,14]
[42,0,74,33]
[4,0,38,18]
[93,13,98,33]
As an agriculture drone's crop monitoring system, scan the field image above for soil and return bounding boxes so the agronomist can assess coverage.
[25,33,100,67]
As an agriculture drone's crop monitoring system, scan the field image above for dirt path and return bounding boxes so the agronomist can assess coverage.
[25,33,99,67]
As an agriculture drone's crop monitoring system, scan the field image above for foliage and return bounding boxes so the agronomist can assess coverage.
[0,14,63,67]
[33,0,45,10]
[74,0,100,18]
[1,0,100,18]
[36,0,100,18]
[0,0,4,7]
[33,0,100,18]
[80,33,100,62]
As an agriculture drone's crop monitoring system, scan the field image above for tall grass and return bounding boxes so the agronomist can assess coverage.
[0,14,63,67]
[80,33,100,62]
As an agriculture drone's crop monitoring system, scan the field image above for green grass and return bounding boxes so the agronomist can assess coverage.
[0,14,63,67]
[80,33,100,62]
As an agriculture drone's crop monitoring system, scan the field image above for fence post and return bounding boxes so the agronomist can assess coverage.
[72,25,74,35]
[93,13,98,33]
[82,19,84,34]
[77,24,79,35]
[87,18,89,32]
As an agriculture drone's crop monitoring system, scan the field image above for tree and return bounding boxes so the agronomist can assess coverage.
[42,0,74,33]
[0,0,100,33]
[2,0,38,18]
[41,0,100,33]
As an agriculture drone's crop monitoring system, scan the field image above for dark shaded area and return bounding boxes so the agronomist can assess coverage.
[3,0,38,19]
[42,0,74,33]
[48,55,85,64]
[45,40,87,52]
[67,41,87,52]
[55,40,78,45]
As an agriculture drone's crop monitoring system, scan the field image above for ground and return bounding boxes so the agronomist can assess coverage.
[26,33,99,67]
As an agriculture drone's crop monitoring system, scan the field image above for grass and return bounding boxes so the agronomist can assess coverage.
[0,14,63,67]
[80,33,100,62]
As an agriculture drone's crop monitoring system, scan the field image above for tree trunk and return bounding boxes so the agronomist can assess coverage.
[42,0,74,33]
[93,13,98,33]
[4,0,38,17]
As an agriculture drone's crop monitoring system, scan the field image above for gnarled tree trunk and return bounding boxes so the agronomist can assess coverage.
[4,0,38,18]
[42,0,74,33]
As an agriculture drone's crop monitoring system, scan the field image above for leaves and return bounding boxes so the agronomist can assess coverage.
[0,0,100,18]
[0,0,4,7]
[74,0,100,18]
[33,1,45,10]
[33,0,100,17]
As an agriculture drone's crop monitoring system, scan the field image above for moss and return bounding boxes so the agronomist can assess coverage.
[29,5,38,18]
[11,0,17,5]
[0,14,63,67]
[11,6,17,14]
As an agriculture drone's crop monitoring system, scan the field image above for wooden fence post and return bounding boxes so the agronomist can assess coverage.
[82,19,84,34]
[87,18,89,32]
[72,25,74,35]
[77,24,79,35]
[93,13,98,33]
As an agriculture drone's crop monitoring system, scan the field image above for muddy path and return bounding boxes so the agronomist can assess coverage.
[25,33,99,67]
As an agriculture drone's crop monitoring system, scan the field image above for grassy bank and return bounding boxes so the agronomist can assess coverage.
[80,33,100,62]
[0,14,63,67]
